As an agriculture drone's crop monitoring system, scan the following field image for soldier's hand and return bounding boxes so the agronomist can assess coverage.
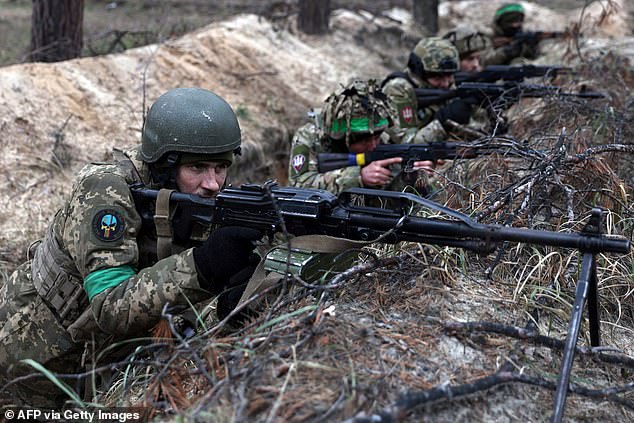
[502,39,523,58]
[216,253,260,321]
[435,98,474,126]
[412,160,436,176]
[193,226,262,293]
[361,157,402,187]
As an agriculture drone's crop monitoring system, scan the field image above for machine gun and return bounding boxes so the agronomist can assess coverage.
[416,81,604,109]
[131,182,629,422]
[492,30,566,48]
[317,141,497,173]
[454,64,571,84]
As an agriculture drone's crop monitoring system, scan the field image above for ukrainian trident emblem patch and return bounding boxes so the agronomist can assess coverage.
[401,106,414,124]
[291,154,306,174]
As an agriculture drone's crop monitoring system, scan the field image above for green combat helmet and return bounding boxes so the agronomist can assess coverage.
[321,79,394,146]
[442,26,488,58]
[141,87,241,165]
[408,37,459,78]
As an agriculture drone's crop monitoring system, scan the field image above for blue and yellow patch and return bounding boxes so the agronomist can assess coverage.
[92,209,125,242]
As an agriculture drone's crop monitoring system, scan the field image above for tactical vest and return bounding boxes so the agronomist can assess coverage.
[31,222,87,328]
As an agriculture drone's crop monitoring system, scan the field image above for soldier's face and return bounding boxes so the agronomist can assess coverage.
[348,132,382,154]
[502,18,523,36]
[460,52,481,72]
[175,160,229,197]
[426,74,454,89]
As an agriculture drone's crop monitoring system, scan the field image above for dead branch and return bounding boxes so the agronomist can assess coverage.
[435,319,634,370]
[565,143,634,164]
[342,369,634,423]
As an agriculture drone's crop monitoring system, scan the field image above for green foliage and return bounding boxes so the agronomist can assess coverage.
[235,105,251,120]
[19,359,86,407]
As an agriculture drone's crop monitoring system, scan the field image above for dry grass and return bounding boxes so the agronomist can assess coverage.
[1,2,633,422]
[90,50,634,422]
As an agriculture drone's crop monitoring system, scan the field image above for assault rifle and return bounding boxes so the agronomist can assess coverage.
[317,142,496,173]
[416,81,604,109]
[454,65,571,84]
[131,182,629,422]
[492,30,566,48]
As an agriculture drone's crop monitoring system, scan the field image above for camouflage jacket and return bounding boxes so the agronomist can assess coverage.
[288,120,363,193]
[481,23,539,66]
[0,147,212,378]
[381,69,448,144]
[288,118,418,195]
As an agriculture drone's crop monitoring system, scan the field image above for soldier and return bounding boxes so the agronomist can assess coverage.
[288,79,434,194]
[442,27,502,134]
[442,26,488,72]
[481,3,539,66]
[381,37,472,144]
[0,87,260,406]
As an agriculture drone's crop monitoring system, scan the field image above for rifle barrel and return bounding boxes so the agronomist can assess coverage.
[347,213,630,254]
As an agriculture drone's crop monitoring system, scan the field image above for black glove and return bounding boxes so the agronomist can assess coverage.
[193,226,262,294]
[216,253,260,322]
[435,98,474,126]
[502,39,523,59]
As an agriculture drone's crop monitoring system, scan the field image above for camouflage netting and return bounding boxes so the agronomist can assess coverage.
[1,1,633,422]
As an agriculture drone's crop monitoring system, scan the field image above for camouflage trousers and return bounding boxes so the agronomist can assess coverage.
[0,261,84,407]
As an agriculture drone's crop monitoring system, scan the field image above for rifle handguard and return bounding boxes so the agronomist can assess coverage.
[317,153,367,173]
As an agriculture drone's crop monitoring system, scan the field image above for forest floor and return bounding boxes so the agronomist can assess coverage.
[0,1,632,422]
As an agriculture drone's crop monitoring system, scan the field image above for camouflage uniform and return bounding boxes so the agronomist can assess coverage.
[381,37,459,144]
[443,26,496,134]
[288,116,420,193]
[481,3,539,66]
[288,115,363,193]
[0,88,242,407]
[0,147,213,405]
[288,80,420,194]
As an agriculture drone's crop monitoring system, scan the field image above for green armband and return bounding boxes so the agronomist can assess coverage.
[84,265,137,300]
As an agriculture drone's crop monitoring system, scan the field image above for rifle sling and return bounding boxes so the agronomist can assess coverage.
[154,188,175,260]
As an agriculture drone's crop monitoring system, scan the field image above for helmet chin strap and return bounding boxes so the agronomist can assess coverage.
[407,52,425,80]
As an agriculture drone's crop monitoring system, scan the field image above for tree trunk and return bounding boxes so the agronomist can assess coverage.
[298,0,330,35]
[30,0,85,62]
[413,0,439,36]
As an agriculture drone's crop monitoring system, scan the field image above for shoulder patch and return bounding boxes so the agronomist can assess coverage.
[92,209,125,242]
[290,144,309,175]
[394,100,419,128]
